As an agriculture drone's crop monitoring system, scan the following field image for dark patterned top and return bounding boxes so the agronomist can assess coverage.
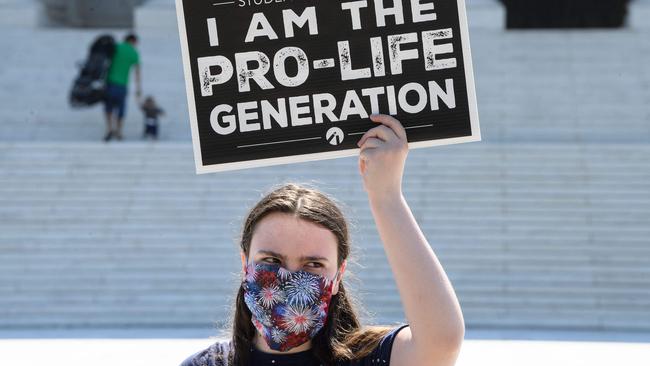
[180,324,409,366]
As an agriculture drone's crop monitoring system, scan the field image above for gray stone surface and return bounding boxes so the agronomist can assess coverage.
[1,143,649,331]
[628,0,650,29]
[1,0,650,335]
[1,1,649,143]
[1,335,650,366]
[0,0,39,27]
[38,0,145,28]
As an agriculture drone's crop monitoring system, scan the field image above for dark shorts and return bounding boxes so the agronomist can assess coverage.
[144,124,158,137]
[104,83,128,119]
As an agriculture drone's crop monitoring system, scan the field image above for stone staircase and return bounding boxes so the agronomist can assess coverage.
[1,0,649,144]
[0,0,649,333]
[1,143,649,330]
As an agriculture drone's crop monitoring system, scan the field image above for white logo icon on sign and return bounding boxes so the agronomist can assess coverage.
[326,127,344,146]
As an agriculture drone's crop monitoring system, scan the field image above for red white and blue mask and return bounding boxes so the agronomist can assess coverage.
[242,261,339,352]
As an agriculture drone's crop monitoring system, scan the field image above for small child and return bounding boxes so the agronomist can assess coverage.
[139,96,164,140]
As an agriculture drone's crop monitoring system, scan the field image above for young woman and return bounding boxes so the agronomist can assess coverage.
[181,114,465,366]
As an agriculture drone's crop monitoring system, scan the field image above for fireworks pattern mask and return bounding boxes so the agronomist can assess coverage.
[242,261,339,352]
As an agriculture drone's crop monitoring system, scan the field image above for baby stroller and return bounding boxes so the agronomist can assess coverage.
[69,34,116,107]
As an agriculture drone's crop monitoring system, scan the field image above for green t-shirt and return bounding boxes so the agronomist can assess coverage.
[107,42,140,86]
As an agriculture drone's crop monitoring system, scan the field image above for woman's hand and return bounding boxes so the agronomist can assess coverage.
[357,114,409,202]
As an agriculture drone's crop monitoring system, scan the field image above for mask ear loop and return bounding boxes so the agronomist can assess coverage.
[330,266,341,288]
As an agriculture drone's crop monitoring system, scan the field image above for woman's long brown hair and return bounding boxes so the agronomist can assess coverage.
[228,183,393,366]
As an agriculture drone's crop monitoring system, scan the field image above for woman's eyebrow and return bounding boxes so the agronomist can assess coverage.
[302,255,329,262]
[257,250,285,259]
[257,249,329,262]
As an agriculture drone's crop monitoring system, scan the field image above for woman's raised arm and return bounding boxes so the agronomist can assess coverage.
[357,114,465,366]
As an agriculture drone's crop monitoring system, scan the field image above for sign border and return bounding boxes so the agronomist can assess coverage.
[175,0,481,174]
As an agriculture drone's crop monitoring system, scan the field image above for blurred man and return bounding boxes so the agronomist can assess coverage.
[103,33,142,142]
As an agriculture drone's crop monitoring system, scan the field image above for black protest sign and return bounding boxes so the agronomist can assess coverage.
[175,0,480,173]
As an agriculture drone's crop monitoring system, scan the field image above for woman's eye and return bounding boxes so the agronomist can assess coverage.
[307,262,323,268]
[262,257,280,264]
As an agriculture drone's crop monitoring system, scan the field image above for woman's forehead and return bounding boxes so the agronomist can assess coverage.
[250,212,338,259]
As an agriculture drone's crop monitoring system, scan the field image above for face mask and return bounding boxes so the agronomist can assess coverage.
[242,260,340,352]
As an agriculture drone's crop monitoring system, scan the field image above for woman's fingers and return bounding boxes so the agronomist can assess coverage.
[357,124,398,147]
[359,144,379,175]
[369,114,408,141]
[359,137,383,151]
[356,114,409,197]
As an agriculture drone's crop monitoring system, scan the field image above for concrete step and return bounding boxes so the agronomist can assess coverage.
[2,5,650,143]
[3,275,649,294]
[2,296,648,318]
[2,141,650,330]
[0,0,39,28]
